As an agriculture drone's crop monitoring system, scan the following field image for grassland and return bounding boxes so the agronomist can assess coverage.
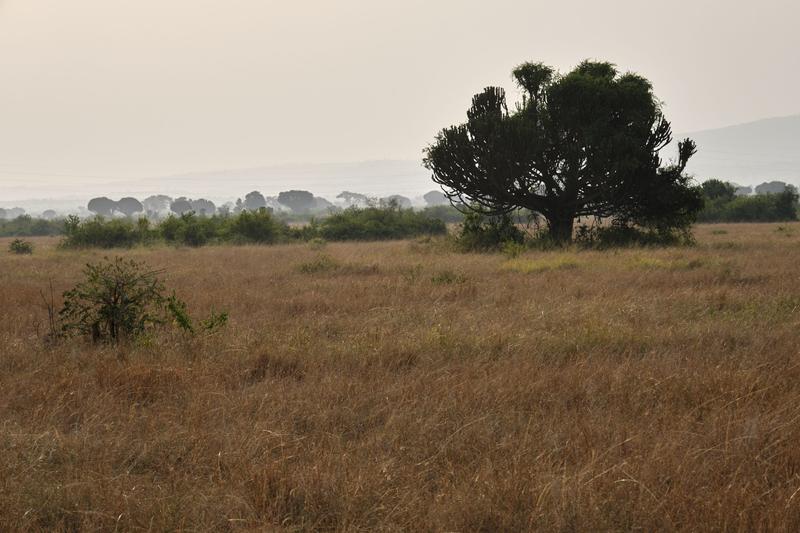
[2,224,800,531]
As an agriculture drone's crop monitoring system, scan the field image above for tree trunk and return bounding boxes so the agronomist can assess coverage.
[547,214,574,244]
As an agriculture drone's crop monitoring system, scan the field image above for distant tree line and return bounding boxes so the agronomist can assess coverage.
[697,179,799,222]
[59,203,447,248]
[80,189,450,220]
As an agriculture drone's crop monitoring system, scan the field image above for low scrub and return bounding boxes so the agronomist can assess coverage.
[57,256,226,343]
[8,238,34,255]
[0,215,64,237]
[454,210,526,252]
[697,190,799,223]
[61,215,147,249]
[319,206,447,241]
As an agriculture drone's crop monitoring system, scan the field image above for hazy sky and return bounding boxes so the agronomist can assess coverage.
[1,0,798,188]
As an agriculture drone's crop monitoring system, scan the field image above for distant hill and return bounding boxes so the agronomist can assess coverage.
[682,114,800,185]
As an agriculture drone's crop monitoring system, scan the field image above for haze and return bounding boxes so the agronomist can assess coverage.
[1,0,798,200]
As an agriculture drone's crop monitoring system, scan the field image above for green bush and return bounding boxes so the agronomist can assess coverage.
[697,188,798,223]
[224,208,286,243]
[0,215,64,237]
[319,205,446,241]
[8,238,34,254]
[574,222,693,249]
[59,256,226,343]
[160,213,219,247]
[455,210,525,251]
[61,216,142,248]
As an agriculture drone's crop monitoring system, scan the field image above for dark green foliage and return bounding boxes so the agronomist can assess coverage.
[60,257,173,342]
[697,189,799,222]
[59,257,227,343]
[701,179,736,202]
[455,210,525,251]
[318,205,447,241]
[61,216,141,248]
[0,215,64,237]
[697,181,799,222]
[225,208,284,243]
[8,238,34,254]
[56,206,448,248]
[160,213,218,247]
[574,222,694,249]
[424,60,702,244]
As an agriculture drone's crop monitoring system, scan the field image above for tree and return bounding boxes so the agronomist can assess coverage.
[244,191,267,212]
[278,190,315,213]
[117,197,144,217]
[337,191,369,206]
[756,181,788,195]
[42,209,57,220]
[701,179,736,202]
[87,197,117,217]
[170,197,193,215]
[424,60,702,243]
[143,195,173,215]
[423,190,448,206]
[191,198,216,216]
[0,208,6,220]
[381,195,412,209]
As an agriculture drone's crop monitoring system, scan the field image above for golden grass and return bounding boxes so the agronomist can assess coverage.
[2,224,800,531]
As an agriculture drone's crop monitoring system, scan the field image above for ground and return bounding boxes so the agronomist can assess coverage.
[2,224,800,531]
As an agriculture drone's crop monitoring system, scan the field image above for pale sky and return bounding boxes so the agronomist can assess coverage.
[1,0,798,191]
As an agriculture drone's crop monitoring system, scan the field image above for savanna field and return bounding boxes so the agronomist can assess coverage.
[3,224,800,531]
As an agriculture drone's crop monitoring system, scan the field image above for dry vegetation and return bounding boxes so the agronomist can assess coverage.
[3,224,800,531]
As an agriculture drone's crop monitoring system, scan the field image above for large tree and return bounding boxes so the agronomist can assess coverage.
[243,191,267,212]
[117,197,144,217]
[87,197,117,217]
[424,60,702,243]
[278,190,315,213]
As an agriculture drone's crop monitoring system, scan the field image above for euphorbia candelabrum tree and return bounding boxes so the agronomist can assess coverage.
[424,61,703,243]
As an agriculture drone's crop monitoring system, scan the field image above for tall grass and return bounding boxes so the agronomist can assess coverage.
[2,223,800,530]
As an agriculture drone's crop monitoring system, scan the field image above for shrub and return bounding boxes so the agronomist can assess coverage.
[697,189,799,223]
[58,257,220,343]
[224,208,286,244]
[319,205,447,241]
[455,210,525,251]
[8,238,34,255]
[574,222,693,249]
[61,216,141,248]
[0,215,64,237]
[160,213,218,247]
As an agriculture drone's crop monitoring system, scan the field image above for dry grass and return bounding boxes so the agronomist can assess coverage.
[2,224,800,531]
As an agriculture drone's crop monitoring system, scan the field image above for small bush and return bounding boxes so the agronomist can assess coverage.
[8,238,34,254]
[59,257,224,343]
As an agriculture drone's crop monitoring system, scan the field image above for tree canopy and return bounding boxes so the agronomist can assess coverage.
[117,197,144,217]
[87,197,117,217]
[424,60,703,242]
[278,190,315,213]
